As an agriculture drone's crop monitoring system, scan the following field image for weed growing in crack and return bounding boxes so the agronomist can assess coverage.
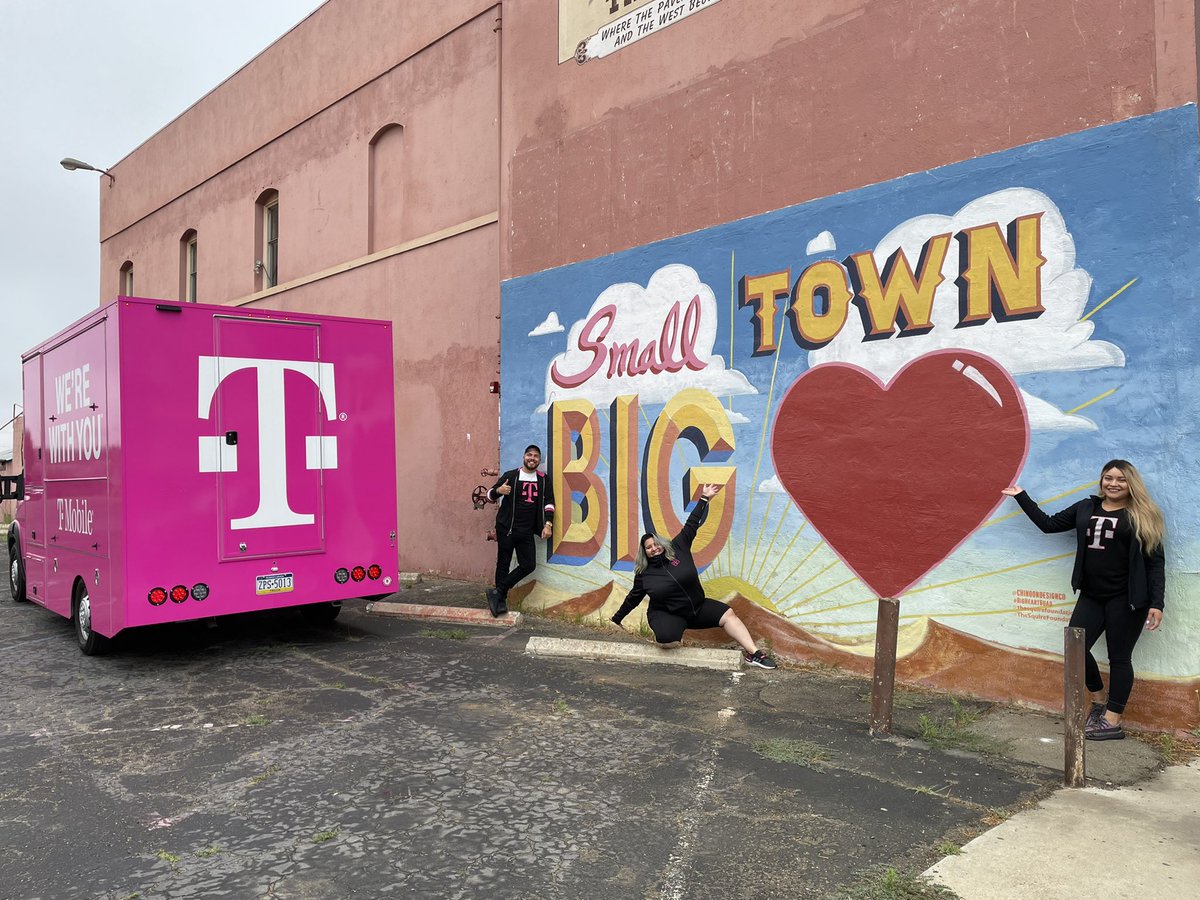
[837,866,959,899]
[417,627,469,641]
[753,738,829,769]
[917,699,1009,755]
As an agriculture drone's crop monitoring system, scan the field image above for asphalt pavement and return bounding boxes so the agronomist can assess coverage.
[1,547,1186,899]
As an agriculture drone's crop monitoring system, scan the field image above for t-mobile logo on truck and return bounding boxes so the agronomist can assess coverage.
[197,357,338,531]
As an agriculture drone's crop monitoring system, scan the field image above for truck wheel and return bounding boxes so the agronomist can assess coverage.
[73,584,110,655]
[8,540,25,602]
[301,601,342,625]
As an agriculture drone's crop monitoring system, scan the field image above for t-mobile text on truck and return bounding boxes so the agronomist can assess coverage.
[5,297,399,653]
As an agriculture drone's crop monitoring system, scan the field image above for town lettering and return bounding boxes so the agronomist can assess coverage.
[741,213,1046,353]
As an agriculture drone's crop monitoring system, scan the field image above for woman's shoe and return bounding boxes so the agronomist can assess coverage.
[1085,715,1125,741]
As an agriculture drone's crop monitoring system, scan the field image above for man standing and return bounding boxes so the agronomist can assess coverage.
[486,444,555,616]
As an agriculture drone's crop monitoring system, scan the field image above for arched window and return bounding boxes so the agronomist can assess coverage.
[180,229,198,302]
[255,189,279,290]
[368,124,404,252]
[119,260,134,297]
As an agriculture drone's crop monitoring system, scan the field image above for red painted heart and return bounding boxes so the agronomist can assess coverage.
[770,350,1028,599]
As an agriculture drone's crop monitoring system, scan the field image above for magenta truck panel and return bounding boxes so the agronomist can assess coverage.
[12,297,398,649]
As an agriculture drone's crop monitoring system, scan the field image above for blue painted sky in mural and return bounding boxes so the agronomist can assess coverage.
[502,105,1200,575]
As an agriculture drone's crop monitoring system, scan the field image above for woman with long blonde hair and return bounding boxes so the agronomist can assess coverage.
[1002,459,1166,740]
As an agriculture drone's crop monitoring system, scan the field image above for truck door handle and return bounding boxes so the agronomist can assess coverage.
[225,431,238,445]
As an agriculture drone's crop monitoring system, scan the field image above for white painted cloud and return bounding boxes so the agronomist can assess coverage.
[726,410,750,424]
[758,475,785,493]
[529,312,564,337]
[806,230,836,255]
[807,188,1124,431]
[539,264,758,411]
[1021,390,1097,432]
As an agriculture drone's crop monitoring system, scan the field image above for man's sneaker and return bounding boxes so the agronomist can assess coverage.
[495,598,509,616]
[1085,714,1125,741]
[744,649,777,669]
[485,588,502,617]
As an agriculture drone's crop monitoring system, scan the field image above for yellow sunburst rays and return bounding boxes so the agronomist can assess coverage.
[757,517,807,587]
[984,481,1094,527]
[1079,277,1137,322]
[762,536,827,599]
[738,299,789,579]
[1063,387,1119,416]
[750,497,796,584]
[799,599,1075,629]
[789,551,1075,622]
[729,249,736,414]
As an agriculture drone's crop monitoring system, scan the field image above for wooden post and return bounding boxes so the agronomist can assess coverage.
[1063,625,1087,787]
[869,596,900,736]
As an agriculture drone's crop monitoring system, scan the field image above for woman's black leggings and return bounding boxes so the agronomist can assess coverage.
[1068,594,1149,714]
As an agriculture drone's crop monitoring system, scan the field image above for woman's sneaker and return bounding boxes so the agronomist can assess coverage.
[1085,714,1125,741]
[744,650,777,669]
[1086,702,1106,727]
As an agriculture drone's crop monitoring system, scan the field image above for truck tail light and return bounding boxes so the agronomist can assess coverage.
[170,585,189,603]
[350,565,367,582]
[334,567,350,584]
[367,564,382,580]
[148,587,168,606]
[191,583,209,601]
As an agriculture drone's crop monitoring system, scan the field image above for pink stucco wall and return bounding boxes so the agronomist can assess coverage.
[96,0,1198,585]
[500,0,1197,279]
[99,1,502,580]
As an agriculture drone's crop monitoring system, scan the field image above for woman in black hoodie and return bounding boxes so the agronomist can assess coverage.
[611,484,777,669]
[1003,459,1166,741]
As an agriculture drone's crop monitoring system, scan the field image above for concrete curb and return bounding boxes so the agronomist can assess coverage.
[366,601,522,628]
[525,636,743,671]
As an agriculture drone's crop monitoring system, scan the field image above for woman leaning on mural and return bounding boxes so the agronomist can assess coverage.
[1002,459,1166,741]
[610,484,777,669]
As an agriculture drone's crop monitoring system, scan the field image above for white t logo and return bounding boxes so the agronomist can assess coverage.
[1087,515,1118,550]
[197,357,338,530]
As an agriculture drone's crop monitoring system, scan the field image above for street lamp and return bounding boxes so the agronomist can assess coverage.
[60,157,114,183]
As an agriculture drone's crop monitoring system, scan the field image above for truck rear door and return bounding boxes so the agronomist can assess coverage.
[208,317,332,561]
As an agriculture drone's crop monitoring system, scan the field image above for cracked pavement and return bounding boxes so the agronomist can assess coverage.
[0,546,1056,899]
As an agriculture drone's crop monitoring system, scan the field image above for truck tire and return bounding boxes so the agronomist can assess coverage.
[8,536,25,602]
[73,584,110,655]
[301,601,342,625]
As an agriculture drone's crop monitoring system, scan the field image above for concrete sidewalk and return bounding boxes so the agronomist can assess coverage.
[925,758,1200,898]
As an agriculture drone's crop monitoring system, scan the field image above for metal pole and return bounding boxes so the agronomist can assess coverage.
[869,596,900,735]
[1063,625,1087,787]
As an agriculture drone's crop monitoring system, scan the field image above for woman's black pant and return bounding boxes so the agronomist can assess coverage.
[1069,594,1149,714]
[495,530,537,597]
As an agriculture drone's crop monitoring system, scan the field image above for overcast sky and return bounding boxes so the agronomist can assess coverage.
[0,0,325,455]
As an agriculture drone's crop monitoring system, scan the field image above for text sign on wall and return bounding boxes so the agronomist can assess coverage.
[560,0,723,64]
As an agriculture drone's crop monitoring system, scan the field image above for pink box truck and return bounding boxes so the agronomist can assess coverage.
[5,297,399,654]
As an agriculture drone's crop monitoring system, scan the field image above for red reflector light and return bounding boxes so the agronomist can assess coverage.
[351,565,367,582]
[170,585,189,603]
[148,587,168,606]
[367,564,382,580]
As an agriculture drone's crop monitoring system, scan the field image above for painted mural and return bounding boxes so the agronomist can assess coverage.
[499,105,1200,730]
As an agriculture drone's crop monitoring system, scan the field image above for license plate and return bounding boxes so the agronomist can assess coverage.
[255,573,294,595]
